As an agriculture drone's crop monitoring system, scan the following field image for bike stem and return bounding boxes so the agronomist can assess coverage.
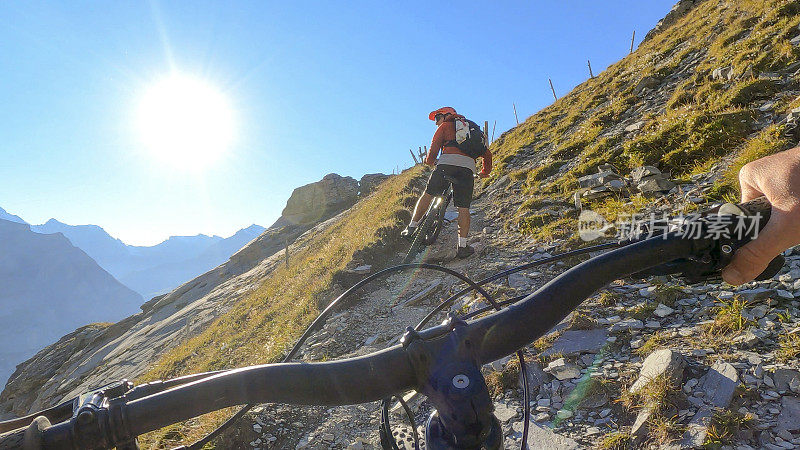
[402,315,502,450]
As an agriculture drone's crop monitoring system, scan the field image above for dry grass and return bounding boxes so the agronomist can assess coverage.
[485,0,799,245]
[704,297,753,336]
[777,330,800,362]
[597,431,632,450]
[634,332,667,357]
[136,166,425,448]
[704,409,754,448]
[597,290,622,306]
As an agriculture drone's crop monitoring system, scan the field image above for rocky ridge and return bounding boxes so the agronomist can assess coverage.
[0,171,388,418]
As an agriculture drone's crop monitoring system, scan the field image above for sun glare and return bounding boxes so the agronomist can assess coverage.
[137,74,235,169]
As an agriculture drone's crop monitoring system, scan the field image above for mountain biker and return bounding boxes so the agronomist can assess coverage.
[723,145,800,285]
[402,107,492,259]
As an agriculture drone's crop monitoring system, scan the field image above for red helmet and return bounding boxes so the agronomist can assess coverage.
[429,107,457,121]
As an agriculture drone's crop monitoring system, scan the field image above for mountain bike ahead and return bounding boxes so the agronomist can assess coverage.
[403,175,456,264]
[0,197,781,450]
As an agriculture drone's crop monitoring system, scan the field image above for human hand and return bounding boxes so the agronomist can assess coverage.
[722,146,800,285]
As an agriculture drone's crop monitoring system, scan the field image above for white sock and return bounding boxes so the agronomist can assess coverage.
[409,220,420,227]
[458,236,468,248]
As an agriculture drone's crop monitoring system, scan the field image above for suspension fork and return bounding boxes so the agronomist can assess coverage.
[401,314,502,450]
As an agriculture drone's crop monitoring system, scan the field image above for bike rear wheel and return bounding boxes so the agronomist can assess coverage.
[424,190,452,246]
[403,204,439,263]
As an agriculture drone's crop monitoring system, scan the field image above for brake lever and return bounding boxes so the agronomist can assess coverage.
[630,196,783,283]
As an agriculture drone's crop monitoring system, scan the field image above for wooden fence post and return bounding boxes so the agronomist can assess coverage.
[410,149,419,165]
[549,78,557,101]
[484,121,488,140]
[630,30,636,54]
[513,103,519,126]
[284,240,289,267]
[491,120,496,142]
[588,60,594,78]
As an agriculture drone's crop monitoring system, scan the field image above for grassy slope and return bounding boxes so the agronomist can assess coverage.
[489,0,800,242]
[137,166,423,448]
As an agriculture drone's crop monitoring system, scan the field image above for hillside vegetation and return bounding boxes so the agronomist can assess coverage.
[489,0,800,243]
[138,166,423,447]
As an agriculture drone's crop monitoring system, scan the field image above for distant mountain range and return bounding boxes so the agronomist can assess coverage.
[1,207,265,299]
[0,219,143,386]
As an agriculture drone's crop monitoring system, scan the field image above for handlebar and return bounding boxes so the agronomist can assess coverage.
[0,197,777,449]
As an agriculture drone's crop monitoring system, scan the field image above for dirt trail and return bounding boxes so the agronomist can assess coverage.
[222,187,570,449]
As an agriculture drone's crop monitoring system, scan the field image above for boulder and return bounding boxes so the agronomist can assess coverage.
[699,360,739,407]
[358,173,389,196]
[280,173,359,225]
[629,349,685,393]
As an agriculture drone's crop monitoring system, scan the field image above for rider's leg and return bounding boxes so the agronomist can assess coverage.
[457,207,470,240]
[411,193,434,224]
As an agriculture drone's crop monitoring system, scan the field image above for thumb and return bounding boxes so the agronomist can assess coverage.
[722,213,790,285]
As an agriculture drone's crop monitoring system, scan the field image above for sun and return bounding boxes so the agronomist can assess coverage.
[137,74,235,169]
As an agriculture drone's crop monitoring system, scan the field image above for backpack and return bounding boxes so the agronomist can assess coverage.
[450,117,488,159]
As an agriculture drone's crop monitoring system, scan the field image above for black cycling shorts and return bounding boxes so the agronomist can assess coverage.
[424,164,474,208]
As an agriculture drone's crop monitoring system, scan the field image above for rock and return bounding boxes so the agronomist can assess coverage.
[351,265,372,274]
[736,288,774,302]
[493,402,517,422]
[490,355,512,371]
[630,349,685,393]
[643,0,702,42]
[630,166,663,183]
[635,76,661,93]
[654,303,675,318]
[556,409,573,420]
[542,329,609,356]
[519,360,548,392]
[625,121,646,133]
[682,408,713,449]
[610,318,644,333]
[777,396,800,431]
[358,173,389,196]
[637,176,677,195]
[700,361,739,407]
[750,304,769,319]
[773,369,800,393]
[791,35,800,47]
[511,421,581,449]
[631,406,656,442]
[577,168,624,189]
[545,358,582,380]
[280,173,359,225]
[712,66,734,81]
[733,328,769,348]
[508,273,530,289]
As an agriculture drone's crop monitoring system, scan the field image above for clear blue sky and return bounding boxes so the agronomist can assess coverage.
[0,1,675,245]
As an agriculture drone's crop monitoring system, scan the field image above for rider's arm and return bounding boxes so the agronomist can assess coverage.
[425,125,446,166]
[478,148,493,178]
[723,145,800,285]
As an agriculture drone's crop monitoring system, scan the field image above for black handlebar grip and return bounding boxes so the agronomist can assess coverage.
[718,195,772,230]
[0,416,49,450]
[0,428,24,450]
